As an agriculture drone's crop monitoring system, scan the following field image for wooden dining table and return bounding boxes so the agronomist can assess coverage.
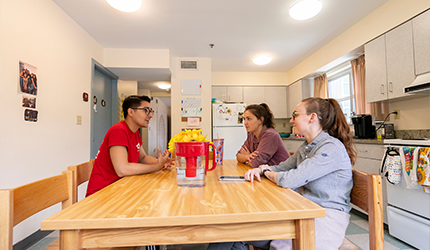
[41,160,325,250]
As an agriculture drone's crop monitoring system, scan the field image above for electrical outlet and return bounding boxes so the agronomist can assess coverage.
[77,115,82,125]
[283,122,286,128]
[394,110,400,119]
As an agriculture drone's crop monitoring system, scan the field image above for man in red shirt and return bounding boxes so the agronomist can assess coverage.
[86,95,172,196]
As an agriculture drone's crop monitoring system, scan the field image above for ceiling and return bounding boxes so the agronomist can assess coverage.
[54,0,388,79]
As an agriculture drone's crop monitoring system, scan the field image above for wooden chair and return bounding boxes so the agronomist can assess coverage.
[67,159,95,203]
[0,170,73,250]
[339,169,384,250]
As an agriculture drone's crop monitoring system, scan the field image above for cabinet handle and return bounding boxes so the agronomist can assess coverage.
[380,84,384,94]
[389,82,393,93]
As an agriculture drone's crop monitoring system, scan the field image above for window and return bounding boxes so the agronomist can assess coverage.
[328,69,355,123]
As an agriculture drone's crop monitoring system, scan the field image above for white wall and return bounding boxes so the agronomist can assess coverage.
[171,58,212,139]
[0,0,103,244]
[104,49,170,68]
[388,96,430,129]
[212,72,288,86]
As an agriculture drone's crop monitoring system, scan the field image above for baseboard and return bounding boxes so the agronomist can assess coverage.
[13,229,54,250]
[350,208,389,230]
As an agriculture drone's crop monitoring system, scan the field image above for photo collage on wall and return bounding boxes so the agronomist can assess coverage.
[19,61,38,122]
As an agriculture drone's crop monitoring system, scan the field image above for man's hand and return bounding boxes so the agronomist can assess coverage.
[157,149,171,169]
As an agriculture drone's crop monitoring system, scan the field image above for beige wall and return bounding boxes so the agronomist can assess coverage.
[104,49,170,68]
[212,72,288,86]
[171,58,212,139]
[286,0,430,85]
[0,0,103,243]
[388,96,430,130]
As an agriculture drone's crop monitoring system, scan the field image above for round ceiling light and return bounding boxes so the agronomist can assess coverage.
[289,0,323,20]
[158,83,171,90]
[106,0,142,12]
[253,55,272,65]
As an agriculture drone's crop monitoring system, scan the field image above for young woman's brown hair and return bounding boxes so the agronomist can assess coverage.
[302,97,357,165]
[244,103,275,129]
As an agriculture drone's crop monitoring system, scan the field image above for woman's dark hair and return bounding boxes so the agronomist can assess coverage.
[302,97,357,165]
[122,95,151,119]
[244,103,275,129]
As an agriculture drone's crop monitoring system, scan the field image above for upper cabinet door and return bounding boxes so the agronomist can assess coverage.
[413,10,430,75]
[288,80,303,116]
[212,86,227,101]
[265,87,287,118]
[365,35,388,103]
[385,21,415,100]
[227,86,243,102]
[243,87,265,105]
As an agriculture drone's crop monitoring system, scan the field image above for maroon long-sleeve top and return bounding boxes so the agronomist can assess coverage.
[237,126,290,168]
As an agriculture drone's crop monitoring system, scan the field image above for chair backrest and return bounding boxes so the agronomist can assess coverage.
[350,169,384,250]
[0,170,73,250]
[67,159,95,203]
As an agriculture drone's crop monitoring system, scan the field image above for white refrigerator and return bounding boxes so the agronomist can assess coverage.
[212,103,248,160]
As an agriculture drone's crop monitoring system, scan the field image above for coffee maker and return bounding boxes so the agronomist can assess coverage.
[351,114,375,139]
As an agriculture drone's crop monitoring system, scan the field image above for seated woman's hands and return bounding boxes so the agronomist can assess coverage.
[239,146,259,165]
[244,164,272,182]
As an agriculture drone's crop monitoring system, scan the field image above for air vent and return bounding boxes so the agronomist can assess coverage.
[180,60,198,70]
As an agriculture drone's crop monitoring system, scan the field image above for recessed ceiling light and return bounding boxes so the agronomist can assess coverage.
[253,56,272,65]
[289,0,323,20]
[106,0,142,12]
[158,83,171,90]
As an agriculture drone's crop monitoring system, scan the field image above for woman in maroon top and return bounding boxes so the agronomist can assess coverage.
[236,103,290,168]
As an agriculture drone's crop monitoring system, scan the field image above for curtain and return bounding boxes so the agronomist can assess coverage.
[351,55,388,120]
[314,73,328,98]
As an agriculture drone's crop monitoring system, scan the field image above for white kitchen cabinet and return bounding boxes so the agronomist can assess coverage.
[264,87,288,118]
[212,86,243,102]
[283,139,304,154]
[287,79,311,117]
[353,143,388,224]
[365,21,415,102]
[385,21,415,100]
[243,86,265,105]
[365,35,387,103]
[413,10,430,75]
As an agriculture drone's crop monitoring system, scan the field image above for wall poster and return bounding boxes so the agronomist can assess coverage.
[19,61,38,96]
[181,97,202,117]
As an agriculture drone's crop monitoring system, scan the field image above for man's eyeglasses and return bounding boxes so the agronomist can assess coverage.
[132,107,154,115]
[291,111,300,120]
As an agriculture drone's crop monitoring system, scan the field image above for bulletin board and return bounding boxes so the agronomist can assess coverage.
[181,97,202,117]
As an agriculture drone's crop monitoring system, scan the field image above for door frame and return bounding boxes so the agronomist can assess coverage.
[90,59,119,158]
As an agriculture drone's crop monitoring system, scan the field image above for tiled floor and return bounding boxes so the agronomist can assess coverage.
[27,211,417,250]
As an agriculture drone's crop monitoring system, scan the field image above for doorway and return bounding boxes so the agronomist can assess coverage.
[90,59,118,159]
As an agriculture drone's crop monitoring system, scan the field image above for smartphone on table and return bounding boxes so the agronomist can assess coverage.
[218,176,246,181]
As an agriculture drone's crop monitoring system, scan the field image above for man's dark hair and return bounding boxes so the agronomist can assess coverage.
[122,95,151,119]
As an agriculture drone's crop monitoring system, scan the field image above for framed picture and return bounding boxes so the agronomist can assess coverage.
[19,61,38,96]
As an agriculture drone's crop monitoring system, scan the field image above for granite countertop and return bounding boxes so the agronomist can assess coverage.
[282,136,383,144]
[281,130,430,145]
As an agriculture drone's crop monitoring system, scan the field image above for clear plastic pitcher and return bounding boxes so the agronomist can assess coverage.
[175,142,216,187]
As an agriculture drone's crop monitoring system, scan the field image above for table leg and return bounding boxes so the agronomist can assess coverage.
[60,230,81,250]
[292,218,315,250]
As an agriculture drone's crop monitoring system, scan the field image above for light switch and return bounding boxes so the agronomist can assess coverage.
[77,115,82,125]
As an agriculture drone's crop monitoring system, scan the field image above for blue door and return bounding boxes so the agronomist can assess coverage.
[91,61,118,159]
